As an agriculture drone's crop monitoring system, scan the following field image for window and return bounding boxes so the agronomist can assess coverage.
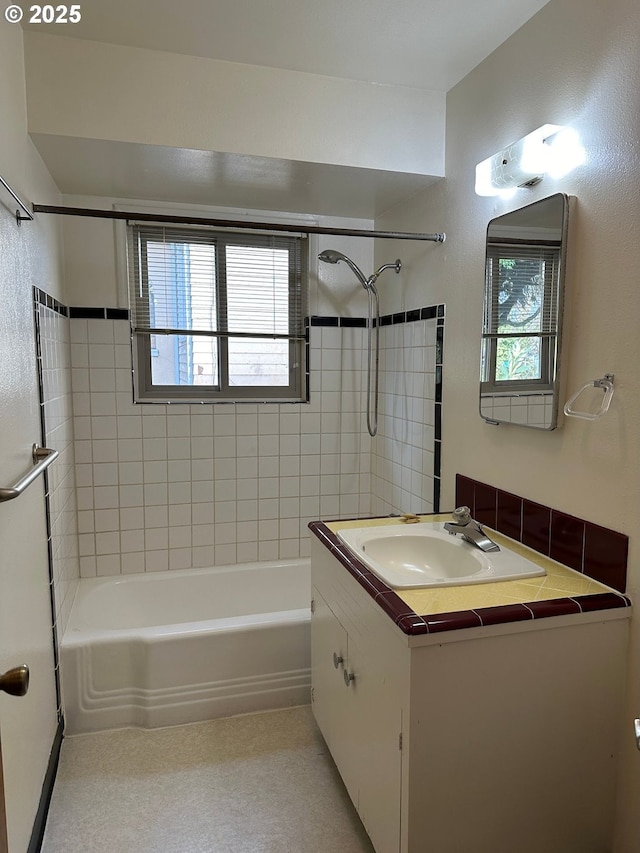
[127,223,308,402]
[481,241,561,394]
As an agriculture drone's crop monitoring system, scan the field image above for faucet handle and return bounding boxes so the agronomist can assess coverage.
[452,506,472,524]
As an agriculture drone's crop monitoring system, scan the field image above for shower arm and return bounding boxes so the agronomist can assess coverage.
[366,260,402,289]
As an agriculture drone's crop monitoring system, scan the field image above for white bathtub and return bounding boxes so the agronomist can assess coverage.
[61,559,311,733]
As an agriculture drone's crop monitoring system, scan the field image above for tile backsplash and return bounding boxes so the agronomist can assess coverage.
[455,474,629,593]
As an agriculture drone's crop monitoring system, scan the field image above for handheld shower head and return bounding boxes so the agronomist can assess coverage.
[318,249,368,289]
[317,250,344,265]
[318,248,402,438]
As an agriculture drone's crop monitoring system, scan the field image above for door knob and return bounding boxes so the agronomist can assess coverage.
[0,665,29,697]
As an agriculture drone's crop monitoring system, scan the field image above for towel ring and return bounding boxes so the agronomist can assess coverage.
[563,374,614,421]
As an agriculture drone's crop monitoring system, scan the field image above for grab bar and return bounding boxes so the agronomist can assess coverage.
[0,445,59,503]
[563,374,615,421]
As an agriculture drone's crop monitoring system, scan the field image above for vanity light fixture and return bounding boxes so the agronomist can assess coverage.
[475,124,586,198]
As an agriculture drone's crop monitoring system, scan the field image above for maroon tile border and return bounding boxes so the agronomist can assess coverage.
[455,474,629,593]
[575,592,631,612]
[550,511,584,572]
[584,523,629,592]
[374,591,418,625]
[476,603,533,626]
[522,499,551,555]
[525,598,582,619]
[423,610,483,633]
[456,475,475,513]
[496,490,522,541]
[308,519,631,637]
[474,482,497,528]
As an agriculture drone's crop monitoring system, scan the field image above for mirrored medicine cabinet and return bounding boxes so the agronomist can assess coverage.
[479,192,571,430]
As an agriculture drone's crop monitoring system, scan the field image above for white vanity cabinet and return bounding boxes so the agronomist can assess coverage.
[311,535,412,853]
[310,537,630,853]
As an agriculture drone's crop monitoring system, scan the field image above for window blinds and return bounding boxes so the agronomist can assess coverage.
[127,223,308,340]
[483,243,561,337]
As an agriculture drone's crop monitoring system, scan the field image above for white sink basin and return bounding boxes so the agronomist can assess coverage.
[337,522,546,589]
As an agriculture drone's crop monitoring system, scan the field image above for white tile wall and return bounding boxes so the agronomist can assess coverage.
[371,318,439,516]
[37,301,80,634]
[69,319,376,576]
[59,310,442,577]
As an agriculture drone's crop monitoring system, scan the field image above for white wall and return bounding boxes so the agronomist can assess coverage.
[376,0,640,847]
[60,195,376,314]
[24,32,445,177]
[0,19,65,853]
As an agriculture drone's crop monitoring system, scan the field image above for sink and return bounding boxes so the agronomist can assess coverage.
[336,522,546,589]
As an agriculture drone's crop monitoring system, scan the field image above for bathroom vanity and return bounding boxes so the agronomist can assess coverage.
[309,516,630,853]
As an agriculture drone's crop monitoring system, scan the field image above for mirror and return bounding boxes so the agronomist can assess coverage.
[479,193,571,430]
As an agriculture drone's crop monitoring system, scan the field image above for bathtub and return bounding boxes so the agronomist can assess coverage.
[61,558,311,733]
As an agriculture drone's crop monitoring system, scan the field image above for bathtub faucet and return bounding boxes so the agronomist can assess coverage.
[443,507,500,552]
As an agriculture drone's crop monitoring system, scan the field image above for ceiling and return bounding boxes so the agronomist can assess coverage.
[23,0,552,218]
[28,134,440,220]
[22,0,551,91]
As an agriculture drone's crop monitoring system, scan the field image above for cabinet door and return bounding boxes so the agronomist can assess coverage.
[311,588,358,795]
[312,588,402,853]
[346,633,402,853]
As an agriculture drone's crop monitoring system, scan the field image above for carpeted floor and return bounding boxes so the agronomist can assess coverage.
[41,705,375,852]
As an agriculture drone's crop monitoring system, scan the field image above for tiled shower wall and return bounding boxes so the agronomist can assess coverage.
[70,316,373,576]
[371,307,443,516]
[67,307,443,577]
[35,292,80,636]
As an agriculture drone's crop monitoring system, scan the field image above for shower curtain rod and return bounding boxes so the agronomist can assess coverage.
[1,175,35,226]
[32,204,446,243]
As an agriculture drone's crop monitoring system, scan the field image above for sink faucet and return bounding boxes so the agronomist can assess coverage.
[443,507,500,552]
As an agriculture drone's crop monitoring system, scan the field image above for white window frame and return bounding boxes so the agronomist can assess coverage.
[480,241,561,395]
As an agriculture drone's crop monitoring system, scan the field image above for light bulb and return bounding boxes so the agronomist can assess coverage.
[545,128,586,179]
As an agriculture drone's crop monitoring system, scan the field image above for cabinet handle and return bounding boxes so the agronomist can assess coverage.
[344,669,355,687]
[333,652,344,669]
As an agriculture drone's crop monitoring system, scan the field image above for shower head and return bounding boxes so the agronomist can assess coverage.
[318,249,368,289]
[318,249,402,292]
[318,249,345,265]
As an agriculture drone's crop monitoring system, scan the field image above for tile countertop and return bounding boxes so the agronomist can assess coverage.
[309,515,632,637]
